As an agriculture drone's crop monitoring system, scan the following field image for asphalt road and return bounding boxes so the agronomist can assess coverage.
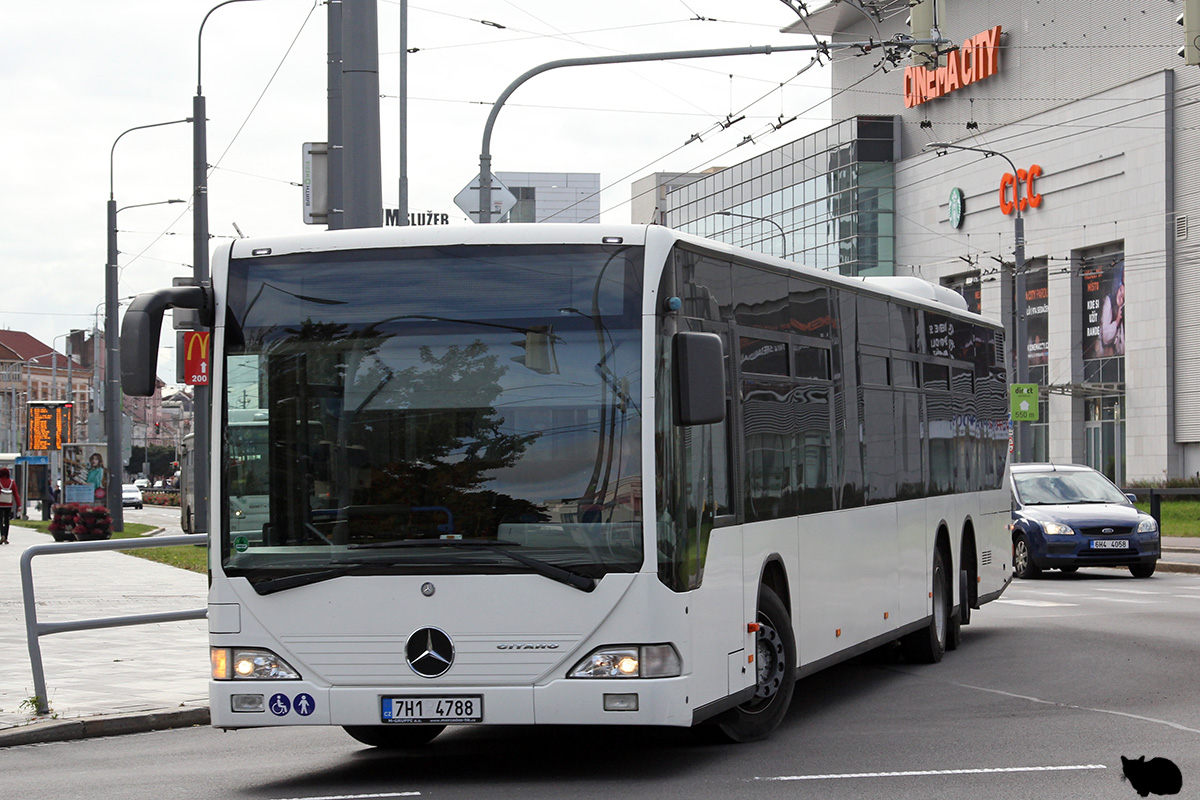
[121,503,184,532]
[3,568,1197,800]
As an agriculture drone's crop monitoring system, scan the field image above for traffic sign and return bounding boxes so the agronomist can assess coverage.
[1010,383,1039,421]
[454,173,518,222]
[182,331,211,386]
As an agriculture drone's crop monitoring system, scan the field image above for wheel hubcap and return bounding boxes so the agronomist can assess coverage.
[754,622,786,700]
[1015,541,1028,573]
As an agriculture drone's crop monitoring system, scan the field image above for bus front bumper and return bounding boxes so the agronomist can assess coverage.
[209,677,694,729]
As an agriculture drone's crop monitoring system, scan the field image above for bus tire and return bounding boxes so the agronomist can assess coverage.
[901,549,948,664]
[343,725,445,748]
[711,586,796,743]
[946,568,968,652]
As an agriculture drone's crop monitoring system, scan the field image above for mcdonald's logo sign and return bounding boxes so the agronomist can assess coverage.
[183,330,211,386]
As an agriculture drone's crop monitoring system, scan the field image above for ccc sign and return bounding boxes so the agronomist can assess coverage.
[999,164,1043,216]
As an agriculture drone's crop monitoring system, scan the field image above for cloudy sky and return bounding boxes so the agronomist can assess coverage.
[2,0,834,382]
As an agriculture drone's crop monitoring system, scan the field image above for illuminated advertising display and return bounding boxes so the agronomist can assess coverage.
[25,402,73,451]
[1082,258,1125,360]
[1025,269,1049,367]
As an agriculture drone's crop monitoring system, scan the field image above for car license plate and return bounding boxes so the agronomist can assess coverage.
[1090,539,1129,550]
[382,696,482,724]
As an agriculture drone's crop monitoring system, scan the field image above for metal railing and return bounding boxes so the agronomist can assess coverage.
[19,535,207,715]
[1123,487,1200,531]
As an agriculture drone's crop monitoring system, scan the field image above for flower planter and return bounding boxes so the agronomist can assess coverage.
[48,503,113,541]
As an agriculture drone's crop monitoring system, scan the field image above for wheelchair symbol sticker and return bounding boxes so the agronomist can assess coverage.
[269,693,291,716]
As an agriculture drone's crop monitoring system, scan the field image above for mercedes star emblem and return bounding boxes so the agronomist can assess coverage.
[406,627,454,678]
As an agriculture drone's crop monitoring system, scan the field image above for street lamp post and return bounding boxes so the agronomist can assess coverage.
[925,141,1030,463]
[109,119,191,532]
[717,211,789,259]
[193,0,267,536]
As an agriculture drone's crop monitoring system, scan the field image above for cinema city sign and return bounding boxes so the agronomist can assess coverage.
[904,25,1002,108]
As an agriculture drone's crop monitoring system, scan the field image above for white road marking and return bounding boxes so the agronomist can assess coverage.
[1093,588,1157,595]
[996,599,1077,607]
[756,764,1106,782]
[954,684,1200,734]
[1087,596,1155,604]
[269,793,420,800]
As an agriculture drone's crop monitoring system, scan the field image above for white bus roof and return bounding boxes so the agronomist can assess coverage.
[222,223,981,319]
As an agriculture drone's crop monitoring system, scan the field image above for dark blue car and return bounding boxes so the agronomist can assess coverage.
[1010,463,1159,579]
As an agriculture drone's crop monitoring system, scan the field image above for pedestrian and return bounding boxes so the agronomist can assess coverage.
[0,467,19,544]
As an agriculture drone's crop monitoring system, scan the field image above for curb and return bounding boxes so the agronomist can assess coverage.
[0,707,210,748]
[1157,560,1200,575]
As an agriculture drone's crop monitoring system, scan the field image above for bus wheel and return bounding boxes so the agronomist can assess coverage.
[343,725,445,748]
[901,549,948,664]
[946,568,969,652]
[712,586,796,743]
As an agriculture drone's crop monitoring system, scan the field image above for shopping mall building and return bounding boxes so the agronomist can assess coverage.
[655,0,1200,485]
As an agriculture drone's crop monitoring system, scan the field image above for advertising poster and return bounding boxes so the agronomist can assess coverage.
[1025,269,1049,367]
[62,443,109,505]
[1082,258,1125,360]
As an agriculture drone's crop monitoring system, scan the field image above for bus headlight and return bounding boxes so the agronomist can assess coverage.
[568,644,681,678]
[212,647,301,680]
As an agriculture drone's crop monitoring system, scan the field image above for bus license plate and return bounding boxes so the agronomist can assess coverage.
[1090,539,1129,549]
[382,696,483,724]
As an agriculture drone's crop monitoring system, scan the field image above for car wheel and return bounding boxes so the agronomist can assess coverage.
[1130,563,1156,579]
[1013,534,1041,579]
[708,586,796,743]
[343,725,445,748]
[902,549,949,664]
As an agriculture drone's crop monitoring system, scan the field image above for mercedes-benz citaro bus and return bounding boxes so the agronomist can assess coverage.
[121,223,1011,747]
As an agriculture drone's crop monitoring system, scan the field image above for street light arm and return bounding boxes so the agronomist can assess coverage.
[198,0,266,93]
[116,199,187,215]
[717,211,789,259]
[109,119,193,199]
[478,41,873,224]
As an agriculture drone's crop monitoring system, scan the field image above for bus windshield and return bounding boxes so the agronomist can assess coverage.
[221,243,645,586]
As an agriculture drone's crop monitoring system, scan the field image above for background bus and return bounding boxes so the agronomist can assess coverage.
[123,223,1011,746]
[179,432,194,533]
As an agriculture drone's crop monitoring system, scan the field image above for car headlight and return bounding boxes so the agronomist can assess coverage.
[1042,521,1075,536]
[1137,516,1159,534]
[212,647,301,680]
[569,644,682,678]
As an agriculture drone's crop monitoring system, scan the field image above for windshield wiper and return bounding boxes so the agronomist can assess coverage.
[350,538,596,592]
[248,563,373,595]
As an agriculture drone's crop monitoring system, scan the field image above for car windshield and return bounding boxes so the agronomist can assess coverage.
[1013,470,1129,506]
[220,242,645,586]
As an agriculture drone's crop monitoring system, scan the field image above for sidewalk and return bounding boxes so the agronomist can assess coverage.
[1,522,1197,748]
[0,518,209,746]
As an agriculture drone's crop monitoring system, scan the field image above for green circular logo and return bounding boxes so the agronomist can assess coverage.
[233,535,250,553]
[948,187,964,229]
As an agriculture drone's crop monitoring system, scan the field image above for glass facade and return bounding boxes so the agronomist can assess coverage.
[666,117,897,277]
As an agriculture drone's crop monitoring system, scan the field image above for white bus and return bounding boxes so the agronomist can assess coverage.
[122,224,1011,746]
[179,432,195,533]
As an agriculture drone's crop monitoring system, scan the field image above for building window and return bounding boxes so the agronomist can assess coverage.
[507,186,536,223]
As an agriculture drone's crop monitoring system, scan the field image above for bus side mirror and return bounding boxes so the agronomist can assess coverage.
[673,331,725,426]
[121,286,213,396]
